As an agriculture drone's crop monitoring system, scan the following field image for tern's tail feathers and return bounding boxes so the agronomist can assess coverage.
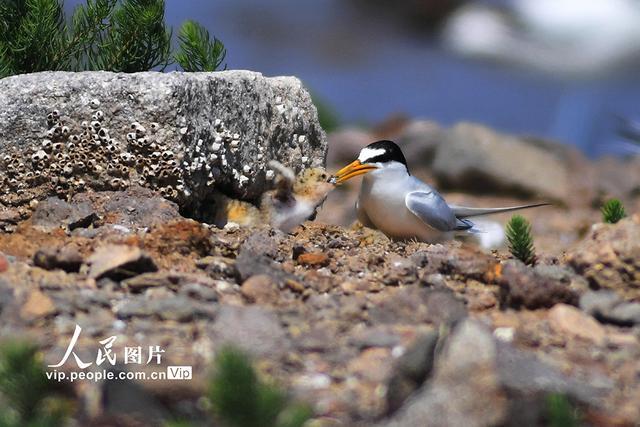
[451,202,550,219]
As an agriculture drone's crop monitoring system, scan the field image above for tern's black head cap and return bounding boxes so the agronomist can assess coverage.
[358,140,408,169]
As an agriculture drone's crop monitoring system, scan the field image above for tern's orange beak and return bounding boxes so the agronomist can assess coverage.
[332,160,378,184]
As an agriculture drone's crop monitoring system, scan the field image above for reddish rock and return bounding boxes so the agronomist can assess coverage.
[0,253,8,273]
[297,252,330,267]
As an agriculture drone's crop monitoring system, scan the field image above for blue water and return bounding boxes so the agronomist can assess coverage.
[63,0,640,157]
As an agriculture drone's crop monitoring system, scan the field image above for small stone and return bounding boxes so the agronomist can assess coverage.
[350,327,401,349]
[123,272,173,293]
[31,198,98,231]
[348,347,393,383]
[411,244,498,282]
[580,290,640,326]
[241,274,280,304]
[196,256,236,278]
[20,289,56,320]
[566,216,640,297]
[87,245,157,281]
[293,373,331,390]
[179,283,218,302]
[469,292,498,311]
[297,252,329,267]
[608,303,640,326]
[493,327,515,343]
[285,279,305,293]
[498,261,578,309]
[33,246,83,273]
[548,304,606,346]
[116,296,213,322]
[580,290,621,317]
[213,305,290,357]
[295,327,332,352]
[385,331,440,415]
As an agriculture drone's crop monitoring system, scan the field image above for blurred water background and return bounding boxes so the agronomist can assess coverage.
[65,0,640,157]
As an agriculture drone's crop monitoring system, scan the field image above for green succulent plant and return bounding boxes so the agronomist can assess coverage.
[505,214,536,265]
[601,198,626,224]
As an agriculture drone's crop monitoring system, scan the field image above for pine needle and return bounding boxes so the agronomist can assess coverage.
[0,0,224,76]
[175,20,226,72]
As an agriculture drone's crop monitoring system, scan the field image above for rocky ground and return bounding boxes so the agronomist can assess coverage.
[1,71,640,426]
[0,182,639,426]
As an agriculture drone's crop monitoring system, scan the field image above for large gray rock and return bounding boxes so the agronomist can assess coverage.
[380,320,506,427]
[432,123,569,201]
[566,215,640,300]
[380,319,609,427]
[0,71,326,216]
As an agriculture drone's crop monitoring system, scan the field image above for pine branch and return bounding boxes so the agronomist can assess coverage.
[601,198,626,224]
[0,341,70,426]
[0,0,225,77]
[92,0,172,72]
[506,215,536,265]
[175,20,226,72]
[209,346,310,427]
[66,0,117,70]
[546,393,580,427]
[0,0,67,75]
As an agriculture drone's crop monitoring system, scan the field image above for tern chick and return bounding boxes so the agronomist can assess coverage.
[262,161,335,232]
[214,161,335,232]
[332,140,549,242]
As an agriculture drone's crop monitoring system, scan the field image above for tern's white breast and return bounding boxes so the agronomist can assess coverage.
[359,169,445,241]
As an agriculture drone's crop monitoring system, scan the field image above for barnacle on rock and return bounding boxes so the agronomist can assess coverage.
[0,108,256,210]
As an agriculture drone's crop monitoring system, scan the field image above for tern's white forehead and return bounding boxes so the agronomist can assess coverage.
[358,147,386,163]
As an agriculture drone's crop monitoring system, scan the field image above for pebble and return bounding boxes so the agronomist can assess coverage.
[87,245,157,281]
[493,327,515,343]
[580,290,640,326]
[293,373,331,390]
[241,274,280,305]
[348,348,393,383]
[548,304,606,346]
[33,246,83,273]
[498,261,578,309]
[179,283,219,302]
[350,327,401,349]
[20,289,57,320]
[297,252,330,267]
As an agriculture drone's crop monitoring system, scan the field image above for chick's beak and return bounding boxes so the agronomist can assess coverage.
[332,160,378,184]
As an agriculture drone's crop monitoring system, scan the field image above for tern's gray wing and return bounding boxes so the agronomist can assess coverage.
[405,191,469,232]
